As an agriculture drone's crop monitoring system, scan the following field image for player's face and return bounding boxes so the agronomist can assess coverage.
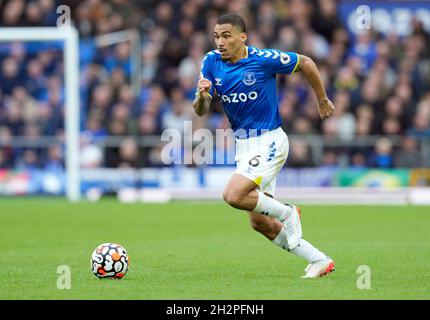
[214,24,246,61]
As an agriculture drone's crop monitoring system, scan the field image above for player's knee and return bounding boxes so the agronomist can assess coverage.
[222,189,244,208]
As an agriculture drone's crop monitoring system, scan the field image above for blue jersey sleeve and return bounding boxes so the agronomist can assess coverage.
[196,53,215,98]
[262,50,300,76]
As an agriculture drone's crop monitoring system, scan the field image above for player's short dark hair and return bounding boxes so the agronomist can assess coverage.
[216,14,246,33]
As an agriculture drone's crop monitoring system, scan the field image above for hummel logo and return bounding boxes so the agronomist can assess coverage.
[215,78,222,86]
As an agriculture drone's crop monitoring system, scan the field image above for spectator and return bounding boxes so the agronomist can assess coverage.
[44,144,64,171]
[395,136,421,168]
[0,57,22,95]
[311,0,343,43]
[382,117,402,135]
[350,151,367,168]
[161,87,192,134]
[117,137,142,168]
[288,139,315,168]
[80,143,104,169]
[368,137,394,168]
[321,149,338,168]
[331,90,356,141]
[292,116,315,135]
[25,59,46,98]
[82,114,108,142]
[16,149,40,171]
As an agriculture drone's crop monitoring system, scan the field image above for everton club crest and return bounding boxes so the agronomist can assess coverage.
[243,72,256,86]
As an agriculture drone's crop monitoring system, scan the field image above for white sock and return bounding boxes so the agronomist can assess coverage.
[254,190,292,221]
[272,228,327,263]
[290,239,328,263]
[272,227,289,250]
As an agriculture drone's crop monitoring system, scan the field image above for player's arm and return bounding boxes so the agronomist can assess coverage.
[192,77,212,116]
[295,55,335,119]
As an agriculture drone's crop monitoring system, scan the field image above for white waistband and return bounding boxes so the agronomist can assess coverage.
[235,127,285,144]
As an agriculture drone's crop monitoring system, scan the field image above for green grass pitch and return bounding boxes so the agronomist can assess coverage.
[0,198,429,300]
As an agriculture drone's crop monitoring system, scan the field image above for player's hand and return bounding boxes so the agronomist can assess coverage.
[318,98,335,119]
[197,77,212,98]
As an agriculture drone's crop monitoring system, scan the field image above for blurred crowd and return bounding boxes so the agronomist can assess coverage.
[0,0,430,170]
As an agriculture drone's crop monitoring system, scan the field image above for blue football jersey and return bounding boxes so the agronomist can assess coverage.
[198,46,299,138]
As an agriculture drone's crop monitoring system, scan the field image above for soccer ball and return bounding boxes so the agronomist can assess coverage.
[91,243,130,279]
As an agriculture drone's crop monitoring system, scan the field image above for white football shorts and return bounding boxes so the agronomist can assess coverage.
[234,127,289,196]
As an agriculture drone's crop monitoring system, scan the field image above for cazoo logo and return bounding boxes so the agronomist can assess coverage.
[221,91,258,103]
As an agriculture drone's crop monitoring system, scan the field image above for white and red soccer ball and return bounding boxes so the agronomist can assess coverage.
[91,243,130,279]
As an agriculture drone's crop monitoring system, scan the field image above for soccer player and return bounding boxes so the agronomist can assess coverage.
[192,14,335,278]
